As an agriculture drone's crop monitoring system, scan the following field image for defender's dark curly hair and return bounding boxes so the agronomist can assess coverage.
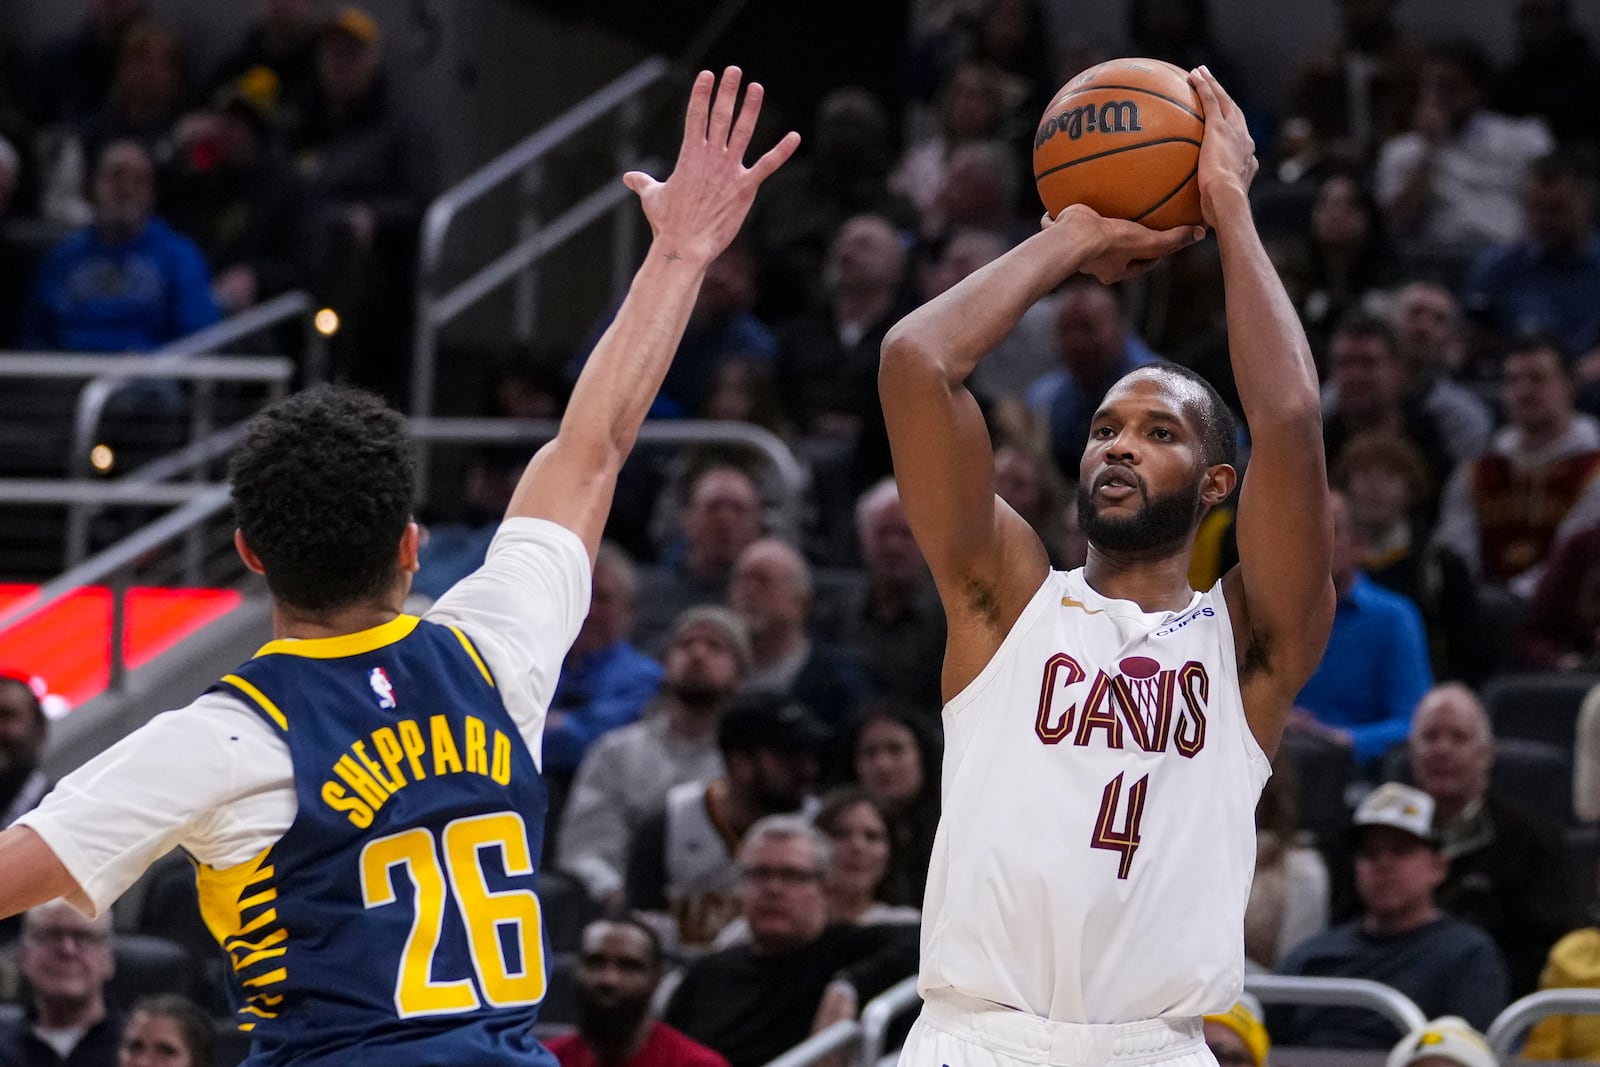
[229,385,414,613]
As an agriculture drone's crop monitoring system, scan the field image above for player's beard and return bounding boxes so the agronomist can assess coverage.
[1076,474,1203,558]
[578,992,652,1048]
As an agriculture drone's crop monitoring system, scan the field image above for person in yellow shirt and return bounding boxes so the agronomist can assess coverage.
[1524,927,1600,1059]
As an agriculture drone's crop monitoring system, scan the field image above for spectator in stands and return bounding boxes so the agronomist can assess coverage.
[558,606,750,908]
[700,355,792,439]
[1491,0,1600,147]
[1389,282,1493,461]
[77,20,190,171]
[634,463,765,650]
[1300,173,1398,360]
[923,140,1023,246]
[28,0,149,127]
[210,0,322,142]
[0,899,122,1067]
[992,444,1074,568]
[1246,759,1330,969]
[0,672,50,830]
[1387,1017,1499,1067]
[1407,683,1576,995]
[726,539,870,737]
[545,543,663,803]
[1433,336,1600,599]
[1272,783,1509,1048]
[834,479,945,709]
[842,703,941,907]
[1027,279,1161,480]
[626,691,826,953]
[892,60,1008,221]
[928,228,1055,405]
[163,69,317,314]
[546,919,730,1067]
[776,213,910,522]
[1290,491,1434,773]
[746,87,918,322]
[117,995,214,1067]
[294,5,435,401]
[1375,41,1554,247]
[1289,0,1423,168]
[1461,149,1600,365]
[715,789,921,948]
[1517,518,1600,670]
[663,816,919,1067]
[1321,314,1456,519]
[19,139,217,353]
[1204,998,1271,1067]
[1522,894,1600,1059]
[1333,431,1484,682]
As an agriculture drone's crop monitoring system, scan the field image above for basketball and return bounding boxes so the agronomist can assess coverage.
[1033,57,1205,230]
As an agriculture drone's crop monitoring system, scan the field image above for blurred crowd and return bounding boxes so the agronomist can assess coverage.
[6,0,1600,1064]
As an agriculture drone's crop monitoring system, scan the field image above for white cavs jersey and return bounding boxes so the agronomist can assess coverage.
[919,567,1269,1023]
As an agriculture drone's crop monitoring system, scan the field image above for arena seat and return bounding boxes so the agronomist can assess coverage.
[1484,672,1600,749]
[537,867,596,957]
[109,933,201,1009]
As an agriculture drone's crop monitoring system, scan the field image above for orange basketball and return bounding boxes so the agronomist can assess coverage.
[1033,57,1205,230]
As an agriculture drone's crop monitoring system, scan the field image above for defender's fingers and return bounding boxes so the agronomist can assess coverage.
[708,66,743,147]
[728,80,765,159]
[748,130,801,182]
[681,70,714,151]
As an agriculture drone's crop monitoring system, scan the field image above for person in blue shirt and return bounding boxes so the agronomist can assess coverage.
[1290,490,1434,771]
[19,138,219,352]
[545,542,664,780]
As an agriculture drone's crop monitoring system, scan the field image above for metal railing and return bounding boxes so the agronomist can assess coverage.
[1245,974,1428,1037]
[409,56,672,476]
[68,289,321,479]
[1486,989,1600,1054]
[859,977,921,1067]
[0,485,234,693]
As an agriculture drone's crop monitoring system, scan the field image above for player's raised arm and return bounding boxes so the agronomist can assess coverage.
[879,208,1199,694]
[0,825,81,918]
[504,68,799,563]
[1191,67,1336,753]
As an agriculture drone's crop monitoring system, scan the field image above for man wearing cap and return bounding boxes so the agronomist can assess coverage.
[1387,1017,1498,1067]
[625,689,826,954]
[558,606,751,908]
[1204,998,1271,1067]
[1272,783,1509,1048]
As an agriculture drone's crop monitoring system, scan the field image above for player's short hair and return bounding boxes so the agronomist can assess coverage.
[1144,363,1239,469]
[229,385,414,614]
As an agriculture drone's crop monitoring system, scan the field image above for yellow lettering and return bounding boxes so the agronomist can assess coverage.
[491,731,512,785]
[371,728,409,792]
[430,714,463,775]
[397,719,428,782]
[335,754,390,809]
[322,779,375,828]
[465,716,488,776]
[354,741,401,793]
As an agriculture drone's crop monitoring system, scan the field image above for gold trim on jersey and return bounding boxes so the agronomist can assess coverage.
[255,614,421,660]
[195,847,290,1029]
[221,674,288,731]
[445,625,495,687]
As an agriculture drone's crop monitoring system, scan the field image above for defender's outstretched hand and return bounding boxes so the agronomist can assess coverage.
[1188,65,1257,228]
[1045,203,1204,285]
[623,67,800,268]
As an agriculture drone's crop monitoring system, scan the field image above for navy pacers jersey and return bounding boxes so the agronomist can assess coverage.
[200,614,557,1067]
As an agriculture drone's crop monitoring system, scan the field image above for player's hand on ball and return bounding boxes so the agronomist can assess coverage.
[1048,204,1204,285]
[1188,65,1258,228]
[624,67,800,269]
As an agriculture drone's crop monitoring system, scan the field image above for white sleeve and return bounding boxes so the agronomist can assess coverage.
[15,694,296,916]
[423,517,592,754]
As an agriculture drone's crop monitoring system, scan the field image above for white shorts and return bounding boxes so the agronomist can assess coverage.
[897,992,1218,1067]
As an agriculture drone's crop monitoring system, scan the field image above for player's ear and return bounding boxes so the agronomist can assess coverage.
[398,522,422,575]
[1200,463,1237,506]
[234,529,266,575]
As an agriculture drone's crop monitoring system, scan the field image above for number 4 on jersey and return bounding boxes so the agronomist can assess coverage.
[1091,772,1148,879]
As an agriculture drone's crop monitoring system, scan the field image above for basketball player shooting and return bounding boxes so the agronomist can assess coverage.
[0,68,797,1067]
[879,66,1334,1067]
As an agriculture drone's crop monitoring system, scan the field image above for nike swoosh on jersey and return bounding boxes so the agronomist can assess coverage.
[1061,596,1106,615]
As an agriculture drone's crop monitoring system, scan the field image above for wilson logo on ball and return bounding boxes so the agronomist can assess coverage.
[1035,100,1143,149]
